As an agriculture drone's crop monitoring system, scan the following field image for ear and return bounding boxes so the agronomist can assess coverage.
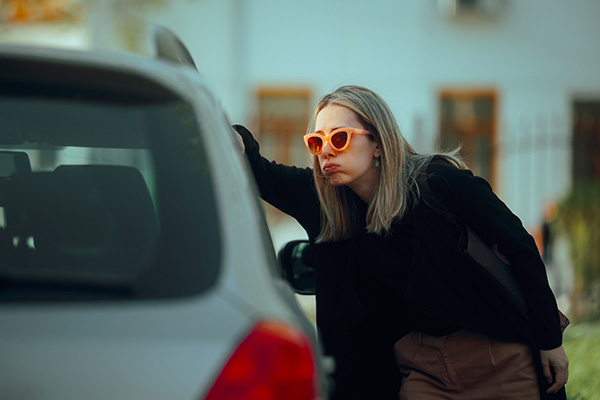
[373,143,380,159]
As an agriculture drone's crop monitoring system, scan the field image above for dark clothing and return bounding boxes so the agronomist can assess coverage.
[234,125,564,400]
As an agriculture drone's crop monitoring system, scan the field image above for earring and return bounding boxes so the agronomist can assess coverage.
[375,158,380,168]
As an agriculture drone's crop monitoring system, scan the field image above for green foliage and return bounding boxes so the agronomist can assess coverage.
[557,180,600,321]
[563,322,600,399]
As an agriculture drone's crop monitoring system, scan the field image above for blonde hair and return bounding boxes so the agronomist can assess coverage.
[310,85,467,242]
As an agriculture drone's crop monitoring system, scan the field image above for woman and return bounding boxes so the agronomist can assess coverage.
[234,85,568,399]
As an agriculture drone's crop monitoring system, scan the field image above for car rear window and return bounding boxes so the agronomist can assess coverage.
[0,65,220,301]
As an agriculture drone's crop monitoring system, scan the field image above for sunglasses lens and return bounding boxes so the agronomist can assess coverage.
[331,131,348,150]
[306,136,323,154]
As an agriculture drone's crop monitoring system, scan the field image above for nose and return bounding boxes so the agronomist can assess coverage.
[321,140,336,158]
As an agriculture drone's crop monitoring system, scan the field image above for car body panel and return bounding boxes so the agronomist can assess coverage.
[1,296,249,400]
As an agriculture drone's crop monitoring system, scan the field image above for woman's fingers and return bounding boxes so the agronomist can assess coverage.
[540,346,569,393]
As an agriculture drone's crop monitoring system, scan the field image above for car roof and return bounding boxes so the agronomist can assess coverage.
[0,27,215,109]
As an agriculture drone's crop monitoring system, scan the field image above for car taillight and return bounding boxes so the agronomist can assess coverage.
[203,320,320,400]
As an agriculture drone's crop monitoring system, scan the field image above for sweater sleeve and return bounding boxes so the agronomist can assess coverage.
[427,159,562,350]
[233,125,321,236]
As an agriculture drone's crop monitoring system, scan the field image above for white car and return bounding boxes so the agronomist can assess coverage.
[0,27,331,400]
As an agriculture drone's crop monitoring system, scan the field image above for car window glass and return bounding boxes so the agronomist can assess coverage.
[0,94,219,301]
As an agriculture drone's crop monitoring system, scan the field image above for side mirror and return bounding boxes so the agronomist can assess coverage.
[277,240,315,295]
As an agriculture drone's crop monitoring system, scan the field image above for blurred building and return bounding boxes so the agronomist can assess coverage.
[142,0,600,252]
[2,0,599,254]
[0,0,89,47]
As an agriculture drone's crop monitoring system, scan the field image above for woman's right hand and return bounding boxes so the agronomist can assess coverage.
[234,130,245,153]
[540,345,569,393]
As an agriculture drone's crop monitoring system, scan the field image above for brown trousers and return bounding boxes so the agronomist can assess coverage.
[394,329,540,400]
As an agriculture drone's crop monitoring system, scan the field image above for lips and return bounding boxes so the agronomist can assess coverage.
[322,163,340,174]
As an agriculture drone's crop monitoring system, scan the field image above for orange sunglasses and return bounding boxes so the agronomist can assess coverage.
[303,127,370,155]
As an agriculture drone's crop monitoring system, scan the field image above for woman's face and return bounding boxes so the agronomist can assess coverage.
[314,104,380,201]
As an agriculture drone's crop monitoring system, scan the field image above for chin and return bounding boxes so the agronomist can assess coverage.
[327,177,346,187]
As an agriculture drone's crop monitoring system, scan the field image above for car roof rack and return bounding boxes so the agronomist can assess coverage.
[152,25,198,71]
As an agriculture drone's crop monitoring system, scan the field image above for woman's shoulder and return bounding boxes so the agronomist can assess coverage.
[426,156,470,183]
[423,156,493,198]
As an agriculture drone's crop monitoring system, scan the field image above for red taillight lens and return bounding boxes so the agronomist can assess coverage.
[204,320,319,400]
